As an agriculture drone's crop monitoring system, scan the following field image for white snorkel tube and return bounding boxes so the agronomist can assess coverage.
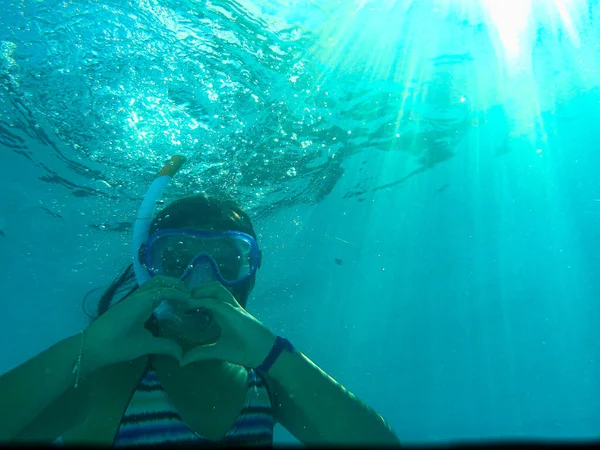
[132,155,186,315]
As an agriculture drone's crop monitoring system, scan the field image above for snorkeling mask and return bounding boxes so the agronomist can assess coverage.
[143,228,260,288]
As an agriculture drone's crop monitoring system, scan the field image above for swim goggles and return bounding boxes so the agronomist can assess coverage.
[142,228,261,287]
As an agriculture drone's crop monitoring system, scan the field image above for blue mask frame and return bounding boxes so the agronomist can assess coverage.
[143,228,261,288]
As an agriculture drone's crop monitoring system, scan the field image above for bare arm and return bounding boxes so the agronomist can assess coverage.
[2,278,192,442]
[267,349,400,445]
[0,333,93,441]
[180,283,399,444]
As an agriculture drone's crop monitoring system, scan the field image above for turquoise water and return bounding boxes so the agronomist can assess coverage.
[1,0,599,443]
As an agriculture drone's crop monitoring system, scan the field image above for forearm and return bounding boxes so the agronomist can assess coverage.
[268,348,399,444]
[0,332,87,440]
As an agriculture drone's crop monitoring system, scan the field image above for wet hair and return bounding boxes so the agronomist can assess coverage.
[90,194,258,319]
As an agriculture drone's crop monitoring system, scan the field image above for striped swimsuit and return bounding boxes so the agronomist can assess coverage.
[113,368,274,446]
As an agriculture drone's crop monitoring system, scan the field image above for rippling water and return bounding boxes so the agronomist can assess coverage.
[2,1,600,442]
[0,0,598,226]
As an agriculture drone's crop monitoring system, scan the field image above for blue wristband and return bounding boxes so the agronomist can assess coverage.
[256,336,294,373]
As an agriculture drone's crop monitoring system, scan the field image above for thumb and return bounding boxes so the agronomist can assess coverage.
[180,343,221,367]
[146,336,184,362]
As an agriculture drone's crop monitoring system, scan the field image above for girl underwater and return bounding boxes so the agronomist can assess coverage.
[0,156,399,446]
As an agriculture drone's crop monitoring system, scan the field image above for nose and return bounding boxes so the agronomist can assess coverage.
[184,260,217,289]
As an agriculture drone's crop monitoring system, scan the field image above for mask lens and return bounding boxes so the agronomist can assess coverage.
[146,232,254,283]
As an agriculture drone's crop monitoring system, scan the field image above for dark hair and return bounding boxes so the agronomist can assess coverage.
[91,194,258,319]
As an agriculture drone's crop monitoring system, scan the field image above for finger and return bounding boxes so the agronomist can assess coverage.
[184,296,236,317]
[180,342,222,366]
[191,283,239,306]
[146,336,184,362]
[190,281,224,297]
[135,287,191,311]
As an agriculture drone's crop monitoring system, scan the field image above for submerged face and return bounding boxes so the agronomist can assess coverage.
[145,226,259,350]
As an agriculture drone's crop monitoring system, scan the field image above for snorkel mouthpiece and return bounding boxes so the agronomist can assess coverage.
[185,307,213,329]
